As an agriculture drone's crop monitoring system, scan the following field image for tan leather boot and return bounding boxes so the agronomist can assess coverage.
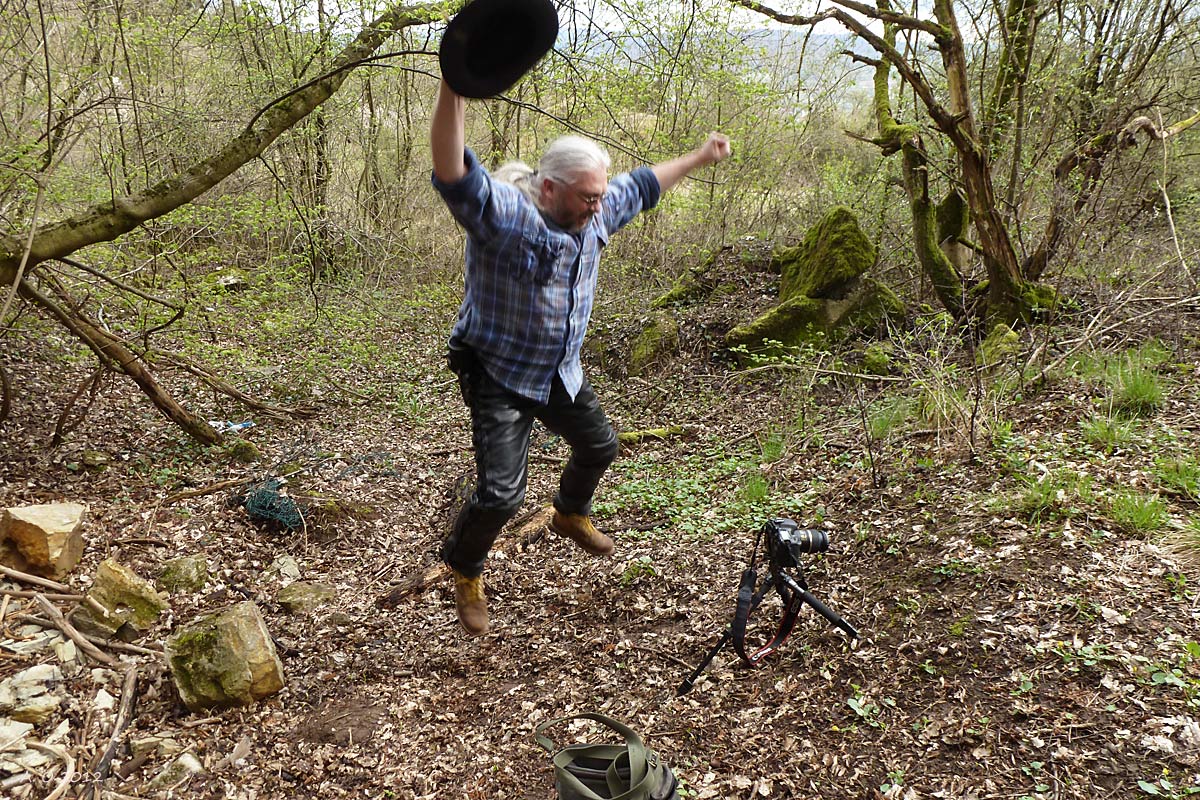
[549,511,615,556]
[453,570,489,635]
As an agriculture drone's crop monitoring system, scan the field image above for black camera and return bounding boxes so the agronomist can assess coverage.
[763,518,829,568]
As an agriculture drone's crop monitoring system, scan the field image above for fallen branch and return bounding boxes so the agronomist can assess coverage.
[17,614,164,656]
[0,589,85,602]
[376,507,553,608]
[618,426,689,446]
[33,593,117,667]
[163,476,253,504]
[25,741,73,800]
[81,665,139,800]
[0,564,71,592]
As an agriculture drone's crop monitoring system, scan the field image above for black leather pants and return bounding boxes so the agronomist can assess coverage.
[442,347,618,578]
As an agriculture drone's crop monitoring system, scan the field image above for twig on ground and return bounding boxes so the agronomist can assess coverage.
[0,589,85,602]
[626,643,696,671]
[163,477,253,504]
[0,564,71,592]
[82,665,139,800]
[16,614,164,656]
[25,741,73,800]
[33,594,117,667]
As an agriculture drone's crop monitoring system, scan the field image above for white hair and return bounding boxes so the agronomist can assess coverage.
[538,136,611,184]
[492,136,610,207]
[492,160,539,203]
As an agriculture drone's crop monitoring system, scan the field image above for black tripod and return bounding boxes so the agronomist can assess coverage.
[677,521,859,696]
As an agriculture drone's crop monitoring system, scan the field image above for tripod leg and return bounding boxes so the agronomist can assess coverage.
[798,587,859,639]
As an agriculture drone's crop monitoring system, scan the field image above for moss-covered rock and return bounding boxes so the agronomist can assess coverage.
[774,207,877,302]
[834,278,906,335]
[650,251,719,308]
[72,559,168,641]
[628,313,680,376]
[1020,282,1060,322]
[225,438,260,464]
[725,295,831,354]
[159,555,209,594]
[862,341,895,375]
[165,601,285,712]
[978,323,1021,367]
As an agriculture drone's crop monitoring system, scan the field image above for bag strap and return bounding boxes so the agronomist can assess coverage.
[535,713,650,789]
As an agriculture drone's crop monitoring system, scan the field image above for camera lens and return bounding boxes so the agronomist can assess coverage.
[796,528,829,553]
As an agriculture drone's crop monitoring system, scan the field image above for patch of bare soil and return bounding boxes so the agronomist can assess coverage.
[2,261,1199,800]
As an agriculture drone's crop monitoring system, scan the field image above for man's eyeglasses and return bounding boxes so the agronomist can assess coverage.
[556,180,606,207]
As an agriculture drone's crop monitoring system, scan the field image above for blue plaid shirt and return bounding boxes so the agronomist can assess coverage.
[432,148,660,403]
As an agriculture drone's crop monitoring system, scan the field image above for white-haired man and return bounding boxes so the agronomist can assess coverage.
[430,79,731,635]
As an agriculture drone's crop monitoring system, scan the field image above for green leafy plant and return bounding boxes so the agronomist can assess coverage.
[847,686,884,729]
[619,555,658,586]
[1138,773,1200,797]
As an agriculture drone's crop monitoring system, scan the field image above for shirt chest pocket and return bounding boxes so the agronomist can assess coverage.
[517,232,563,285]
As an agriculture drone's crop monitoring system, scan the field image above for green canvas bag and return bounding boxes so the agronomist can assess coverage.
[534,713,679,800]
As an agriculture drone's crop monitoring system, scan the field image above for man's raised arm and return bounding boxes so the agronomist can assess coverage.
[431,79,468,183]
[651,133,732,193]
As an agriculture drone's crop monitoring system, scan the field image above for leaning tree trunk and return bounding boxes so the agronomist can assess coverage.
[0,0,462,444]
[868,15,966,320]
[932,0,1027,323]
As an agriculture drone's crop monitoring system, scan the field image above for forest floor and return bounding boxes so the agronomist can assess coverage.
[2,242,1200,800]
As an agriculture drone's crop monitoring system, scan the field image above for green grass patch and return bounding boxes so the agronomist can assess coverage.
[1080,414,1137,454]
[1156,457,1200,501]
[595,445,815,537]
[1108,490,1169,536]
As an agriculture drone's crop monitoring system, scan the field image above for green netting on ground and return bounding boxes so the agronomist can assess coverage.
[240,478,303,530]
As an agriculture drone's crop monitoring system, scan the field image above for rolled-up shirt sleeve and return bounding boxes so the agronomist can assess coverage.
[600,165,661,237]
[432,148,521,244]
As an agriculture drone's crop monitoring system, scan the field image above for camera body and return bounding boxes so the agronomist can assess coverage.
[763,518,829,569]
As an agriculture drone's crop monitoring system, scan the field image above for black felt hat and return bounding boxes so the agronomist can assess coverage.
[439,0,559,99]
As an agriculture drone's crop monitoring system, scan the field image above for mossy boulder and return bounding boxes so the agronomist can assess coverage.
[725,295,830,354]
[1020,283,1060,322]
[774,206,877,302]
[725,278,906,355]
[159,555,209,594]
[225,438,260,464]
[978,323,1021,367]
[165,601,285,712]
[862,341,895,375]
[650,251,720,309]
[834,278,906,334]
[628,313,680,376]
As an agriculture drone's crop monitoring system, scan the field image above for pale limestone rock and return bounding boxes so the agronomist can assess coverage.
[158,554,208,593]
[165,601,285,712]
[0,503,86,579]
[0,664,65,723]
[145,750,203,791]
[70,558,168,641]
[277,581,337,614]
